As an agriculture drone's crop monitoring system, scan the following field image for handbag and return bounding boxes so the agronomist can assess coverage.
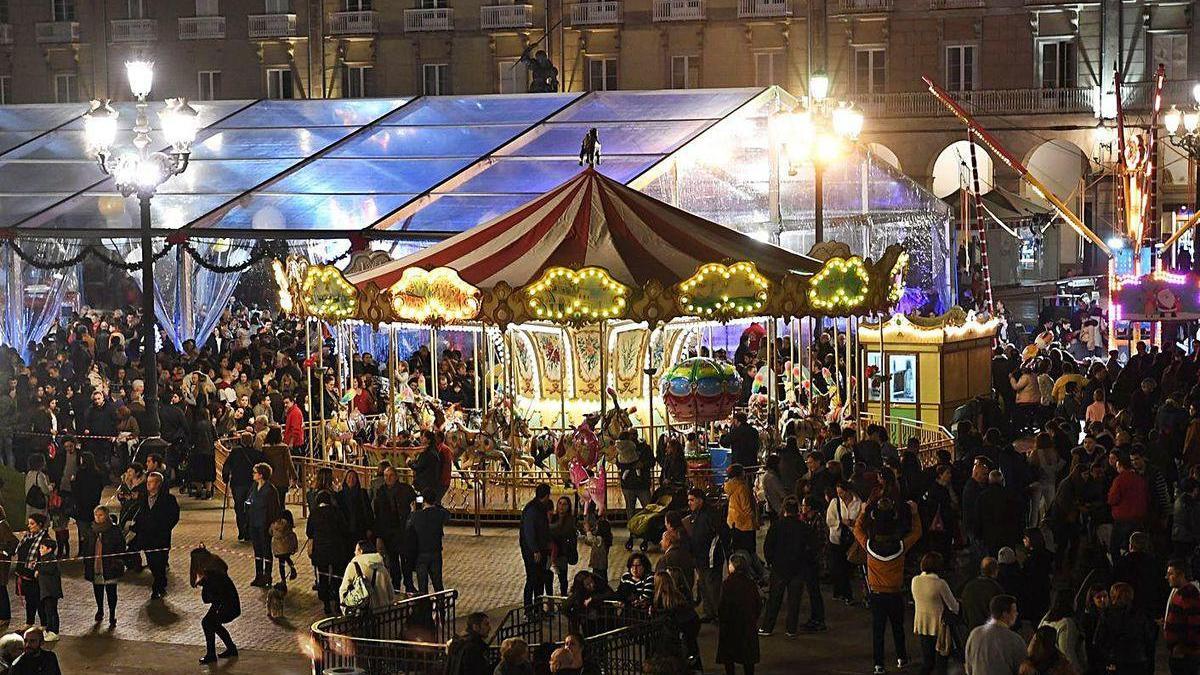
[846,539,867,565]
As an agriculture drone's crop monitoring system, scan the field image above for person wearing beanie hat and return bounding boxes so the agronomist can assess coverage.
[854,494,922,675]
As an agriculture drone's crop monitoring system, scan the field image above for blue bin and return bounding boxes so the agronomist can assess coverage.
[709,445,730,487]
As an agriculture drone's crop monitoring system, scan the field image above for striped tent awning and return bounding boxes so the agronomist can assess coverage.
[351,167,823,291]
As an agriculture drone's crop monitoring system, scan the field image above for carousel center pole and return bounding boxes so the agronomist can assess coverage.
[304,318,314,457]
[472,326,481,412]
[318,324,328,462]
[388,324,397,440]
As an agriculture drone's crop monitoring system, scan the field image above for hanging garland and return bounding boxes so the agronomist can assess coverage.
[180,241,274,274]
[7,239,178,272]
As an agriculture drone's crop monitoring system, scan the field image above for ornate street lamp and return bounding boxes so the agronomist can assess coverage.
[773,73,864,244]
[1163,84,1200,159]
[83,60,199,437]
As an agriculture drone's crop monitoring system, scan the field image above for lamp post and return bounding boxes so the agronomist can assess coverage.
[1164,86,1200,210]
[774,73,864,245]
[84,61,199,438]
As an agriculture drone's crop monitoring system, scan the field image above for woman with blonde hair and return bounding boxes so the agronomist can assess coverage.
[494,637,533,675]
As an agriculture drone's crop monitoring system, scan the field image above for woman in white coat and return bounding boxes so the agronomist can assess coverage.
[911,552,959,675]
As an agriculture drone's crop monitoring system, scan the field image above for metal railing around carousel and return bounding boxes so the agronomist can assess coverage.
[309,589,458,675]
[859,411,955,466]
[490,596,662,674]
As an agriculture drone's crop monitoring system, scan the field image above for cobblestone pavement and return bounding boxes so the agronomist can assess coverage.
[25,489,907,673]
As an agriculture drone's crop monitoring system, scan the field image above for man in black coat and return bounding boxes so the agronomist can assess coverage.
[372,466,417,593]
[9,627,61,675]
[720,412,760,470]
[519,483,552,608]
[221,434,264,541]
[684,488,724,622]
[409,436,442,498]
[760,496,825,636]
[81,389,117,471]
[447,612,491,675]
[135,471,180,598]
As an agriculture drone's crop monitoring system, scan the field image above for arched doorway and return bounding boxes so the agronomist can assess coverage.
[930,140,994,199]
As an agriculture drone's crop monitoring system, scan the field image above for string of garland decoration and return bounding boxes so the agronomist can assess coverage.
[7,240,177,272]
[179,241,274,274]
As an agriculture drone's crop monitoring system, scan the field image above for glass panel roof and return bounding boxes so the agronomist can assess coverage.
[398,194,537,233]
[212,99,409,128]
[0,104,88,132]
[380,93,578,126]
[268,158,473,195]
[328,126,531,159]
[206,194,418,231]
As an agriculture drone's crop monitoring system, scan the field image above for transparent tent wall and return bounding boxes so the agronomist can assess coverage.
[639,93,954,313]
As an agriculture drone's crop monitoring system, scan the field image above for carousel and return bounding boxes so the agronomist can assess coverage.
[274,167,910,518]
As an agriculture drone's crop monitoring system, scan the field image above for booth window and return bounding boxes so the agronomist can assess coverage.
[865,352,917,403]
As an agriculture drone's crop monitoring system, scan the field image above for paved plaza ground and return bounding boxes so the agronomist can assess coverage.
[31,493,925,673]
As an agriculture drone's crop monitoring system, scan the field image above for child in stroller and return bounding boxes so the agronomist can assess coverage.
[625,484,688,552]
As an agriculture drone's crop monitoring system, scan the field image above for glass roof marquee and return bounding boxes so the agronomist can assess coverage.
[0,87,949,255]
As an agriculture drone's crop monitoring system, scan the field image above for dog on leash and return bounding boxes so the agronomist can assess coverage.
[266,581,288,620]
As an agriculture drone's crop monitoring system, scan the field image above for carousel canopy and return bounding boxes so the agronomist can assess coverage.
[349,168,824,291]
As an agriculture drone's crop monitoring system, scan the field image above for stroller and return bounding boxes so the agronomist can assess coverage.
[626,483,688,552]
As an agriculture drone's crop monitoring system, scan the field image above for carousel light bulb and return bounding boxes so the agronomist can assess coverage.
[1185,110,1200,133]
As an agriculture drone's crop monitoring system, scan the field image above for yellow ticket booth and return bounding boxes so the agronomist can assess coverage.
[858,307,998,428]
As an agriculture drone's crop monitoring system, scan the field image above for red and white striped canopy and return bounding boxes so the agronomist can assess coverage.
[354,168,822,290]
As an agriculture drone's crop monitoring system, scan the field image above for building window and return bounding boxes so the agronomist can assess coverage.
[587,57,617,91]
[0,76,10,105]
[264,0,291,13]
[54,73,76,103]
[497,59,527,94]
[344,0,372,9]
[1039,40,1075,88]
[52,0,74,21]
[420,0,448,8]
[197,70,221,100]
[754,52,782,87]
[422,63,448,95]
[946,45,975,91]
[671,55,699,89]
[126,0,146,18]
[266,68,293,99]
[195,0,218,16]
[1154,34,1188,80]
[342,65,373,98]
[0,0,9,24]
[854,48,885,94]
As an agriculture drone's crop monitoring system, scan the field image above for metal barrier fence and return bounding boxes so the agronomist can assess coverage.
[859,411,955,467]
[492,596,650,646]
[309,590,458,674]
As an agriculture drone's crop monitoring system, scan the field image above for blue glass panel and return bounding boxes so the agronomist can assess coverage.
[391,194,534,233]
[551,89,760,122]
[0,132,39,156]
[78,159,299,195]
[328,125,530,158]
[269,158,471,194]
[202,194,417,231]
[0,161,104,194]
[214,98,410,129]
[16,193,237,231]
[61,100,249,131]
[499,120,712,157]
[0,196,64,227]
[382,93,578,126]
[189,127,355,160]
[444,157,656,195]
[0,104,88,131]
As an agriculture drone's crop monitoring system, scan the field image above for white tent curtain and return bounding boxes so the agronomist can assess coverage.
[0,242,81,362]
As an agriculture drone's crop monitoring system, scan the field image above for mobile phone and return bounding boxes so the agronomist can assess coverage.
[416,495,425,504]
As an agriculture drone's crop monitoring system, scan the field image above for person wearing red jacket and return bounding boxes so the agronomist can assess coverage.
[1165,559,1200,675]
[282,395,305,457]
[1108,457,1149,560]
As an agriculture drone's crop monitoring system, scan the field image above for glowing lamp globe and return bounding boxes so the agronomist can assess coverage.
[660,357,742,424]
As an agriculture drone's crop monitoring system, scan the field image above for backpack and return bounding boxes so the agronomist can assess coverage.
[25,474,47,510]
[342,561,377,612]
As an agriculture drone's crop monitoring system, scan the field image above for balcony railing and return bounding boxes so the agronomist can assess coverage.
[35,21,80,43]
[248,13,298,38]
[834,0,892,12]
[569,1,622,25]
[179,16,226,39]
[0,23,11,45]
[1121,79,1192,110]
[652,0,705,21]
[481,4,534,29]
[110,18,157,42]
[404,8,453,31]
[328,10,378,34]
[930,0,983,7]
[847,87,1095,117]
[738,0,790,17]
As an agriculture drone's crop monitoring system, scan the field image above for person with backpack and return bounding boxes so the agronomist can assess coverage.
[23,454,52,520]
[339,539,396,614]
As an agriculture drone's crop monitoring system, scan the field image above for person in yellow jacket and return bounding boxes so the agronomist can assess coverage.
[853,496,923,675]
[724,464,761,572]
